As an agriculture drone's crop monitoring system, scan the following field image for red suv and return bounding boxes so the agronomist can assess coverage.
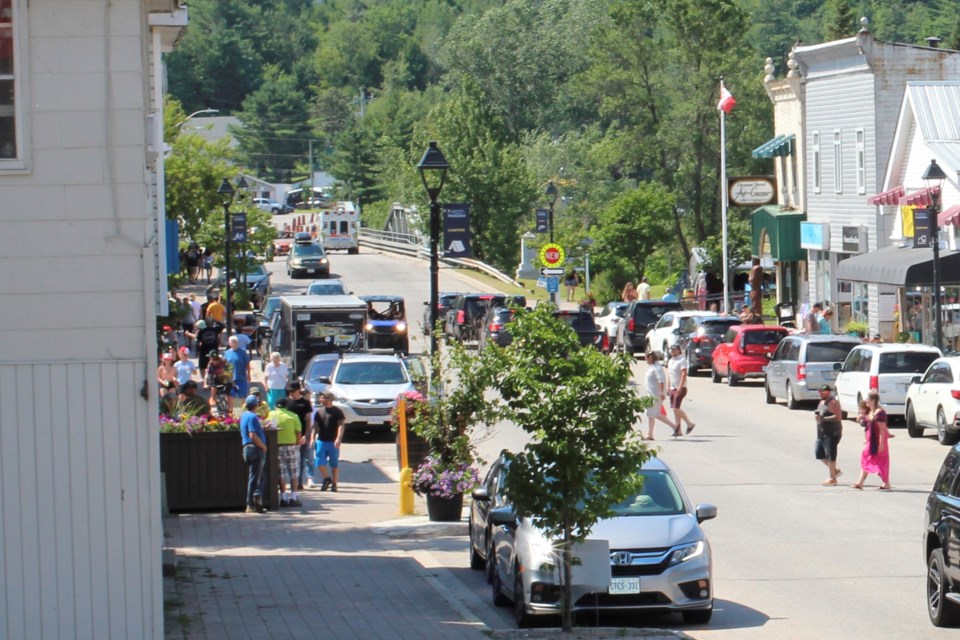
[711,325,787,386]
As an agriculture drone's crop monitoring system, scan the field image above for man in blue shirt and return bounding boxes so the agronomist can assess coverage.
[240,395,268,513]
[224,335,251,410]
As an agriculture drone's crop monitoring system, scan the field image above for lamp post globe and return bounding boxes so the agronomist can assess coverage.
[922,159,947,351]
[417,141,450,356]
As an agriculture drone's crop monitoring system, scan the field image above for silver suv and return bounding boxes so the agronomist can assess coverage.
[764,335,862,409]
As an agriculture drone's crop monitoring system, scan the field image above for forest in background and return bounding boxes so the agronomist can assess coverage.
[165,0,960,300]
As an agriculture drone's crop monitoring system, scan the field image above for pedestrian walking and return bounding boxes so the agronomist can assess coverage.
[285,382,314,490]
[804,303,822,334]
[173,346,198,387]
[819,307,834,334]
[622,282,638,302]
[264,352,290,409]
[240,394,268,513]
[192,320,222,376]
[202,247,214,284]
[564,269,579,303]
[815,384,843,486]
[851,390,891,490]
[638,276,652,300]
[270,397,302,507]
[312,391,345,492]
[666,344,696,435]
[205,292,226,326]
[185,244,200,283]
[224,336,251,411]
[643,351,677,440]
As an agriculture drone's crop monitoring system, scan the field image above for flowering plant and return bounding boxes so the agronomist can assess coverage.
[159,413,239,434]
[412,456,481,498]
[391,389,428,430]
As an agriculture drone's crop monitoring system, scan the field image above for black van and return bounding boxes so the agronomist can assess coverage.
[617,300,684,354]
[925,443,960,626]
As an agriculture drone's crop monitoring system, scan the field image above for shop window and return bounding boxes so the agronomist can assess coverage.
[0,0,24,169]
[856,129,866,195]
[833,130,842,194]
[812,131,821,193]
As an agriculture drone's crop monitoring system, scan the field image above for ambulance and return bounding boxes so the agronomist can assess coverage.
[319,202,360,254]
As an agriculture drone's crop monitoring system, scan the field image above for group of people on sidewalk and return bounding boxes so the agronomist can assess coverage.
[815,385,891,490]
[640,345,696,440]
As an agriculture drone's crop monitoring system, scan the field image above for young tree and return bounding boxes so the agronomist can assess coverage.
[491,304,653,631]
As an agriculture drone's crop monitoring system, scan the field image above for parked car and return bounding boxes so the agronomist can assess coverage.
[835,344,941,418]
[300,353,341,405]
[710,325,788,386]
[554,310,604,350]
[677,316,742,375]
[617,300,684,354]
[253,197,292,214]
[645,311,716,356]
[316,353,414,432]
[468,450,511,575]
[595,302,629,353]
[445,293,506,343]
[217,262,271,307]
[305,279,349,296]
[483,456,717,627]
[764,335,862,409]
[423,292,462,336]
[360,295,409,354]
[905,357,960,445]
[253,295,282,360]
[924,442,960,626]
[286,239,330,278]
[478,306,518,351]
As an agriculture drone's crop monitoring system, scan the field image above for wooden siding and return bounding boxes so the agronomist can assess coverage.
[0,360,162,640]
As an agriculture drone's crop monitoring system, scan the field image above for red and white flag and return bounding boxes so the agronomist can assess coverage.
[717,85,736,113]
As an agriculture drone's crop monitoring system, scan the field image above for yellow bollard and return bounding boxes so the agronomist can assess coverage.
[397,397,415,515]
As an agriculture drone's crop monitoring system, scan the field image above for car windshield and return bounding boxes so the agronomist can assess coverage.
[305,358,337,381]
[878,351,939,374]
[635,305,680,325]
[366,299,405,320]
[307,282,347,295]
[556,312,597,331]
[806,342,858,363]
[609,470,685,516]
[742,330,785,346]
[701,319,740,334]
[295,244,325,256]
[260,297,280,317]
[335,361,408,385]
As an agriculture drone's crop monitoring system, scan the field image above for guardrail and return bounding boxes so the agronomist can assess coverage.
[358,229,524,289]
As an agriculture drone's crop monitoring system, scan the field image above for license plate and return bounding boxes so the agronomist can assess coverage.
[824,371,837,380]
[609,577,640,595]
[307,268,317,273]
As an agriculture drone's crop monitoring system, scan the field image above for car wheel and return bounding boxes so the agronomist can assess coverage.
[726,367,738,387]
[662,341,669,356]
[928,548,960,627]
[786,383,799,410]
[686,352,698,376]
[271,207,280,214]
[711,365,721,384]
[513,571,532,628]
[906,404,924,438]
[764,380,775,404]
[491,560,510,607]
[938,407,959,446]
[682,607,713,625]
[468,523,485,570]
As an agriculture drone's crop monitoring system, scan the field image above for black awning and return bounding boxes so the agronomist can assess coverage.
[835,244,960,286]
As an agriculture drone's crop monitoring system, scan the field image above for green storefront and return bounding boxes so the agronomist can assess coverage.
[751,205,807,311]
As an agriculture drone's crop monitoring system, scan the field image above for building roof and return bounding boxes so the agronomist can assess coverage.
[909,82,960,172]
[179,116,241,148]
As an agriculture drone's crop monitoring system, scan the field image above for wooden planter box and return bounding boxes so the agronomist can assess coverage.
[160,430,279,513]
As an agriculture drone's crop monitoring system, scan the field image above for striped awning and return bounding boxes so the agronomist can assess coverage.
[751,134,795,159]
[903,185,941,207]
[867,185,904,205]
[938,205,960,227]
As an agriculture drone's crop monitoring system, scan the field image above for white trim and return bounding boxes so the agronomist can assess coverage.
[812,131,822,193]
[856,128,866,194]
[833,129,842,194]
[0,0,29,173]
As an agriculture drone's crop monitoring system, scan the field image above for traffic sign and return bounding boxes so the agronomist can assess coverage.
[540,267,565,276]
[539,243,565,267]
[546,277,559,293]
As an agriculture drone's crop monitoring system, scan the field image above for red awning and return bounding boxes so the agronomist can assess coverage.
[938,204,960,227]
[867,185,905,205]
[902,185,941,207]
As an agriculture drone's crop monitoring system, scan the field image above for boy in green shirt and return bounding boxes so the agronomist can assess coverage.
[270,398,302,507]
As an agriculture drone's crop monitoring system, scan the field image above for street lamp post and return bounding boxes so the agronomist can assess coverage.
[923,158,948,351]
[418,141,450,356]
[545,182,559,305]
[175,108,219,130]
[217,176,248,338]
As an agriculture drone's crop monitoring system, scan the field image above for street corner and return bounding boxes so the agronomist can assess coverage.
[370,513,469,539]
[484,628,695,640]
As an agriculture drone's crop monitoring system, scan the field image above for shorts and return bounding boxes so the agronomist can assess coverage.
[819,429,842,462]
[669,387,687,409]
[231,379,249,398]
[315,440,340,469]
[278,445,300,485]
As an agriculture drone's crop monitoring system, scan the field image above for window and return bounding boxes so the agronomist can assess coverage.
[856,129,866,194]
[0,0,22,165]
[833,130,842,193]
[806,342,857,363]
[812,131,821,193]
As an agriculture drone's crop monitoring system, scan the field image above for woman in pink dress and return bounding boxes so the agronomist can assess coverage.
[851,390,891,490]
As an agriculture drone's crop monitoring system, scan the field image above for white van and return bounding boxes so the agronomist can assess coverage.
[320,202,359,254]
[835,343,941,417]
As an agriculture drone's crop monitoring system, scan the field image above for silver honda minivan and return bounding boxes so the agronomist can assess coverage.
[764,334,862,409]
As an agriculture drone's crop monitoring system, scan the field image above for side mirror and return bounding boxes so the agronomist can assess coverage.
[911,375,922,385]
[672,328,681,335]
[471,487,491,502]
[646,322,656,330]
[695,503,717,523]
[765,352,773,359]
[423,301,429,306]
[318,376,331,384]
[489,506,517,526]
[833,362,842,371]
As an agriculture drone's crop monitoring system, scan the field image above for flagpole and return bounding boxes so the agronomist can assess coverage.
[720,82,730,315]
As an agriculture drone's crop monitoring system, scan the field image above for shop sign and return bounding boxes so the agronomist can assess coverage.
[728,176,776,206]
[842,226,867,253]
[800,222,829,251]
[913,208,931,249]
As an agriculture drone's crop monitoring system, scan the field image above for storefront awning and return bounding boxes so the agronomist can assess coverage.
[938,205,960,227]
[751,134,795,159]
[903,185,941,207]
[867,185,904,205]
[835,244,960,286]
[751,205,806,261]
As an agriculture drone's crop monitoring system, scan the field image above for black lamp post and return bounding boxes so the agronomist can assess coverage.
[217,176,248,337]
[923,158,948,351]
[418,141,450,356]
[545,181,558,244]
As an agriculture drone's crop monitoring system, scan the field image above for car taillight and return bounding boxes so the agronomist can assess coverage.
[869,375,879,390]
[489,323,503,332]
[693,335,712,345]
[951,390,960,400]
[628,318,635,332]
[602,334,609,351]
[797,363,806,381]
[457,310,465,324]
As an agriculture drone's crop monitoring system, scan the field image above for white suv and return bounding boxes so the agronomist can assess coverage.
[835,344,941,418]
[321,354,414,432]
[645,311,715,355]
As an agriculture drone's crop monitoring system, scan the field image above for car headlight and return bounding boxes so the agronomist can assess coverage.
[668,541,704,567]
[320,258,328,264]
[528,530,557,571]
[334,393,350,404]
[395,322,407,333]
[291,259,302,266]
[365,323,374,331]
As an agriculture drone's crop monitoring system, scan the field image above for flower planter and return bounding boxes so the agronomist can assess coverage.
[426,493,464,522]
[160,430,279,512]
[395,431,430,472]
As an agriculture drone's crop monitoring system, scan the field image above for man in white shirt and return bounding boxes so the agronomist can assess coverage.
[638,276,652,300]
[666,344,695,435]
[643,351,677,440]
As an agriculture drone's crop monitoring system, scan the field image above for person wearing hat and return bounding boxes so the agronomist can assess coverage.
[312,391,345,492]
[204,351,231,412]
[157,351,178,395]
[269,397,302,507]
[174,346,198,387]
[177,381,211,418]
[815,384,843,486]
[192,319,223,376]
[666,343,696,436]
[240,394,268,513]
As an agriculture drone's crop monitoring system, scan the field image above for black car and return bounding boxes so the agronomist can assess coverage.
[253,295,282,359]
[925,443,960,626]
[360,295,409,354]
[478,307,518,351]
[468,451,511,576]
[286,239,329,278]
[617,300,684,354]
[554,310,603,350]
[445,293,507,343]
[423,292,462,336]
[678,315,743,375]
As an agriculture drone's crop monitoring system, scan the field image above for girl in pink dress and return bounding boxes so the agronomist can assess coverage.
[852,390,891,490]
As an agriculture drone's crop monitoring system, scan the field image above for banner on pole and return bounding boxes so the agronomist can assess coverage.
[535,209,549,234]
[230,212,248,243]
[443,203,471,258]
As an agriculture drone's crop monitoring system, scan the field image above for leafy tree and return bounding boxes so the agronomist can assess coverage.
[823,0,856,40]
[490,304,653,631]
[591,183,676,281]
[328,120,385,206]
[194,200,277,272]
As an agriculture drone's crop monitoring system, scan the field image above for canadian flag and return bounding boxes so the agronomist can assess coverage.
[717,85,736,113]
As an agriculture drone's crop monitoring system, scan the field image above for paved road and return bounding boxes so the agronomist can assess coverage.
[315,244,953,639]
